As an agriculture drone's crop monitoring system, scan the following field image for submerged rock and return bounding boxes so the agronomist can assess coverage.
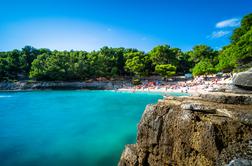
[118,92,252,166]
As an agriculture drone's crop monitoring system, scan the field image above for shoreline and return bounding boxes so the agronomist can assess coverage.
[0,80,234,96]
[117,87,201,94]
[116,82,232,96]
[1,75,250,96]
[0,81,218,96]
[0,81,123,91]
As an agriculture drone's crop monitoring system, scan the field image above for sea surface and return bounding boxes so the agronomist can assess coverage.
[0,90,186,166]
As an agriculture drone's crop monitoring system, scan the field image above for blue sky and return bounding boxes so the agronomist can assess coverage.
[0,0,251,52]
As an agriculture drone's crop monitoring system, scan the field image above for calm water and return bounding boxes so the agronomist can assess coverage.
[0,90,184,166]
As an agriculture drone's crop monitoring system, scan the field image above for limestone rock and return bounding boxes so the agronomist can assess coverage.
[181,103,216,113]
[0,81,121,90]
[119,145,139,166]
[233,69,252,90]
[118,93,252,166]
[199,92,252,105]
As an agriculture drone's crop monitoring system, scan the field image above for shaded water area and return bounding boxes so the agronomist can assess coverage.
[0,90,185,166]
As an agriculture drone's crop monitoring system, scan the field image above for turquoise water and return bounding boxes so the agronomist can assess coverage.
[0,90,183,166]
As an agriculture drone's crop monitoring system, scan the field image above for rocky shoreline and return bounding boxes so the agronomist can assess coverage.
[118,92,252,166]
[118,69,252,166]
[0,81,125,91]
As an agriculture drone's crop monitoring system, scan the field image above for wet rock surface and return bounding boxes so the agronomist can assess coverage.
[119,93,252,166]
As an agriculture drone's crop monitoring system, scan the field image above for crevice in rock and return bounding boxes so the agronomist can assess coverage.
[156,117,163,145]
[195,115,201,122]
[142,152,150,166]
[213,125,225,153]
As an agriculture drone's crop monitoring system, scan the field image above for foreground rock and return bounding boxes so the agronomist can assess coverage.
[119,93,252,166]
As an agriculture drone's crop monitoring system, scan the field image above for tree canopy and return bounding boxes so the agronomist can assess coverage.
[188,45,218,64]
[218,13,252,72]
[124,51,151,77]
[192,59,215,76]
[155,64,176,78]
[231,13,252,43]
[0,13,251,81]
[149,45,179,66]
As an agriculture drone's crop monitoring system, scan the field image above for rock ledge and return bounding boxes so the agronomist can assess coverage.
[119,92,252,166]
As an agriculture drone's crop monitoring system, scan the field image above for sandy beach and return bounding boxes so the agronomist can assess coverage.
[117,75,233,96]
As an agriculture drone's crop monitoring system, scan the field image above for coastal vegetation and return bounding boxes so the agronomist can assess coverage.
[0,13,251,81]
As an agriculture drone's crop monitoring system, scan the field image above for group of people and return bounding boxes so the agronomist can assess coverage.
[119,73,233,94]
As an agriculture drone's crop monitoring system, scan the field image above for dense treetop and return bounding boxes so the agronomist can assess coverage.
[0,13,251,81]
[218,13,252,72]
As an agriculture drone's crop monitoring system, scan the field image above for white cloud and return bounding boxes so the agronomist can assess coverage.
[216,18,240,28]
[210,31,231,38]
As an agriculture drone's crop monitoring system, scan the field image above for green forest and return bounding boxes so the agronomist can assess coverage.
[0,13,251,81]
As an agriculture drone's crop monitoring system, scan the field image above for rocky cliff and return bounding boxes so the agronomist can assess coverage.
[118,92,252,166]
